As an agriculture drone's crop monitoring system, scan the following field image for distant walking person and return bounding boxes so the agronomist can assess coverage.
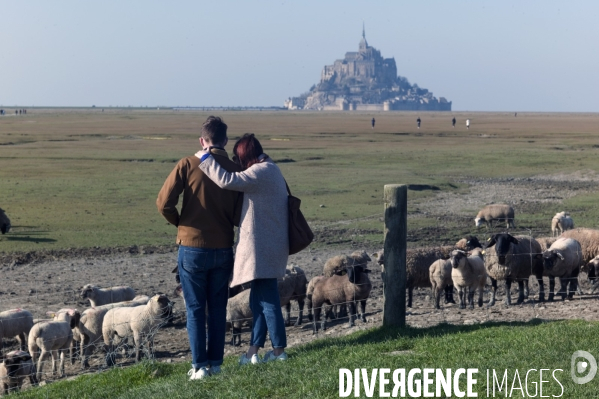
[466,119,470,129]
[371,117,375,129]
[417,117,421,129]
[452,117,456,128]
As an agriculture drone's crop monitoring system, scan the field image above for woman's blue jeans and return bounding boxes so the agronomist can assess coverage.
[178,246,233,369]
[249,278,287,349]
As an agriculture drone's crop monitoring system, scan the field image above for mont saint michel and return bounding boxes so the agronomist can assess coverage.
[285,29,451,111]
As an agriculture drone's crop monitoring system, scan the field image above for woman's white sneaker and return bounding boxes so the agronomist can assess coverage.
[262,351,288,363]
[239,353,261,365]
[188,366,210,380]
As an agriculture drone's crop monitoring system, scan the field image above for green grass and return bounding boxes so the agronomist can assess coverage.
[14,320,598,398]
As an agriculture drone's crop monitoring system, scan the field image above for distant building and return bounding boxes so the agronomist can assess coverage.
[286,27,451,111]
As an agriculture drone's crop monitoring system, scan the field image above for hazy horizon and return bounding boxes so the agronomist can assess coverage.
[1,1,597,112]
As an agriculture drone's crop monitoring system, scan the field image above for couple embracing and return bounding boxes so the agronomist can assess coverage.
[157,116,289,380]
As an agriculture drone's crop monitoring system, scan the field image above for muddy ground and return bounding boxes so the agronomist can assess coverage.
[1,173,599,388]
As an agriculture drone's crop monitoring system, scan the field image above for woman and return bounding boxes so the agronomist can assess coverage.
[196,133,289,364]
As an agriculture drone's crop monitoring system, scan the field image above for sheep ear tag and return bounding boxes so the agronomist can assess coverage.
[481,250,485,255]
[153,296,159,302]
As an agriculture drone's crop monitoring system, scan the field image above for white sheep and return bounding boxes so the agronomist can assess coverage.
[226,289,252,346]
[80,284,136,307]
[102,294,172,366]
[28,309,80,381]
[0,350,37,394]
[474,204,515,229]
[0,208,10,235]
[551,212,574,237]
[76,295,150,369]
[560,228,599,264]
[278,265,307,326]
[542,238,583,300]
[450,250,487,309]
[429,259,453,309]
[0,309,34,359]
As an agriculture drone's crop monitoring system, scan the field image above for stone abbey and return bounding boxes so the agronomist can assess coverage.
[285,28,451,111]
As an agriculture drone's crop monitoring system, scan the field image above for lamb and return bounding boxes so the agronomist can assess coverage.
[0,208,10,235]
[0,350,37,395]
[551,212,574,237]
[278,265,307,326]
[0,309,34,359]
[483,233,545,306]
[542,238,583,300]
[429,259,452,309]
[102,294,172,366]
[311,264,372,333]
[28,309,80,381]
[454,236,482,251]
[474,204,515,229]
[450,250,487,309]
[80,284,136,307]
[76,295,150,369]
[226,289,252,346]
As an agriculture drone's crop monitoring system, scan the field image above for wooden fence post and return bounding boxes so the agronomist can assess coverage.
[383,184,407,328]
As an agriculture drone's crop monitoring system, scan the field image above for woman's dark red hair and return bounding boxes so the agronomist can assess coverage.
[233,133,264,170]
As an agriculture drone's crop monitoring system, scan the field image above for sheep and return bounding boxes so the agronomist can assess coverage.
[483,233,545,306]
[0,350,37,395]
[560,228,599,264]
[0,208,10,235]
[311,264,372,333]
[582,256,599,292]
[306,276,325,323]
[28,309,80,381]
[551,212,574,237]
[323,255,355,277]
[76,295,150,369]
[0,309,34,359]
[80,284,136,307]
[226,289,252,346]
[474,204,515,229]
[450,250,487,309]
[542,238,583,300]
[278,265,307,327]
[454,236,482,251]
[102,294,172,366]
[429,259,452,309]
[536,236,558,252]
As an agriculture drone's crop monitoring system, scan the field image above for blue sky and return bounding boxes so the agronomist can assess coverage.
[1,1,597,111]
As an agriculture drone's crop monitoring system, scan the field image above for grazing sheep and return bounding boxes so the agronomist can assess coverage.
[483,233,545,306]
[103,294,171,366]
[278,266,307,326]
[80,285,136,307]
[560,228,599,264]
[28,309,80,381]
[454,236,482,251]
[450,250,487,309]
[542,238,583,300]
[226,289,252,346]
[551,212,574,237]
[474,204,515,229]
[0,309,34,359]
[0,350,37,395]
[0,208,10,235]
[429,259,452,309]
[76,295,150,369]
[311,264,372,333]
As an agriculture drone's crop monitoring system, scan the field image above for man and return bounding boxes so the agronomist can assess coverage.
[417,117,421,129]
[452,117,456,128]
[157,116,242,380]
[371,117,375,129]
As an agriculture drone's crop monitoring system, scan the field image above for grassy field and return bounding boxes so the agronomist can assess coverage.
[2,109,599,252]
[13,320,598,398]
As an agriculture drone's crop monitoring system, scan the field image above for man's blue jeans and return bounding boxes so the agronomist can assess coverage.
[178,246,233,369]
[249,278,287,349]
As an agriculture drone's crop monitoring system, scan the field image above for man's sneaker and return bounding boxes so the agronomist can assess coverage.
[239,353,261,365]
[262,351,288,363]
[210,365,221,375]
[188,366,210,380]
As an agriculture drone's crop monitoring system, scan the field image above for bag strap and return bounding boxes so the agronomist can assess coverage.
[284,179,291,196]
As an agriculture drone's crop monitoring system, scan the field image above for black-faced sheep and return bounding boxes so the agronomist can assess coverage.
[551,212,574,237]
[475,204,515,229]
[278,265,307,326]
[0,309,34,359]
[542,238,583,300]
[450,250,487,309]
[102,294,172,366]
[483,233,545,306]
[310,264,372,333]
[0,208,10,235]
[0,350,37,394]
[80,284,136,307]
[28,309,80,381]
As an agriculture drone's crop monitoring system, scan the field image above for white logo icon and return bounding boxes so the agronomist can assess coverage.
[571,351,597,384]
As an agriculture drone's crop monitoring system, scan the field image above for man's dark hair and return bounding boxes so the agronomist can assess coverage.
[201,116,227,145]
